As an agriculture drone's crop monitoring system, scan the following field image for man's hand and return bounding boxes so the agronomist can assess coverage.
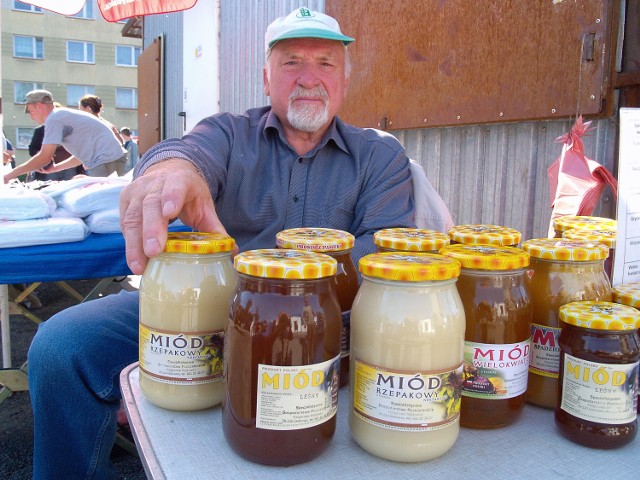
[120,158,230,274]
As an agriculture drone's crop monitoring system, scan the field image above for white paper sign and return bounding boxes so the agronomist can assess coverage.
[613,108,640,285]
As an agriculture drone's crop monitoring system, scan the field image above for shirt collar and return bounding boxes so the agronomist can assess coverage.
[264,108,350,156]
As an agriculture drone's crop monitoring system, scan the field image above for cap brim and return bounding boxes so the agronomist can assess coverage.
[269,28,355,48]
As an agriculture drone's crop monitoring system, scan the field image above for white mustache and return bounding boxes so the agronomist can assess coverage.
[289,87,328,102]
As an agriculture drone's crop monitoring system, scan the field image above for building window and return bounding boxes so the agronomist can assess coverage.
[13,1,42,12]
[71,2,94,19]
[15,127,36,150]
[116,45,141,67]
[14,82,45,104]
[116,88,138,109]
[67,41,95,64]
[67,85,95,106]
[13,35,44,59]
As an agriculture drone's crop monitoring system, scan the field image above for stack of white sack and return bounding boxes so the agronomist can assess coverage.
[42,176,130,234]
[0,183,89,248]
[0,183,56,220]
[0,217,89,248]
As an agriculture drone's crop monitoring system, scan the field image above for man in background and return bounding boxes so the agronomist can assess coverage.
[3,90,127,183]
[120,127,139,172]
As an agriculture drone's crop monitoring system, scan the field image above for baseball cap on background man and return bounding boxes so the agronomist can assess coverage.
[24,89,54,113]
[265,7,354,51]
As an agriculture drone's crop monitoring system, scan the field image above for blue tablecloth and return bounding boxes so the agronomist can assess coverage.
[0,227,191,284]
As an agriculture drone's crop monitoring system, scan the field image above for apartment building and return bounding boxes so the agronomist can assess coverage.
[1,0,141,164]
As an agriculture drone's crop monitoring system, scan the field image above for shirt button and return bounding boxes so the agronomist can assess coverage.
[293,195,299,202]
[298,158,303,163]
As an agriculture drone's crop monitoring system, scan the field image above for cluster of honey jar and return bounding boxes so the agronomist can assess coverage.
[137,215,639,466]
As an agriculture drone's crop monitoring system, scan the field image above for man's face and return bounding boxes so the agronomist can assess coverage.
[25,102,49,125]
[264,38,348,134]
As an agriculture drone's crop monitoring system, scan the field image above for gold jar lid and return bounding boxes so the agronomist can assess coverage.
[439,244,529,270]
[552,215,617,233]
[521,238,609,261]
[276,227,354,252]
[373,228,450,252]
[359,252,461,282]
[164,232,235,254]
[559,301,640,330]
[562,228,616,248]
[234,249,337,279]
[612,283,640,309]
[448,224,521,246]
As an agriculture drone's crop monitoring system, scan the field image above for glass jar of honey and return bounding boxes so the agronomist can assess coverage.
[612,282,640,413]
[373,227,450,253]
[562,228,616,281]
[222,249,341,466]
[276,228,358,387]
[521,238,612,409]
[556,301,640,449]
[139,232,237,411]
[439,244,532,428]
[349,252,465,462]
[552,215,617,239]
[447,224,521,247]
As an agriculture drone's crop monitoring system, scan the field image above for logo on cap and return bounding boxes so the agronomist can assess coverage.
[297,7,313,18]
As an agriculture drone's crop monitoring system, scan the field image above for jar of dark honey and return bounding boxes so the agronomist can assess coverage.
[556,301,640,449]
[612,282,640,413]
[373,227,450,253]
[562,228,616,281]
[447,224,521,247]
[276,228,358,387]
[552,215,617,239]
[222,249,342,466]
[439,244,532,428]
[521,238,612,409]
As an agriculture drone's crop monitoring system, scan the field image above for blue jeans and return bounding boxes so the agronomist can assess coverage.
[28,290,140,479]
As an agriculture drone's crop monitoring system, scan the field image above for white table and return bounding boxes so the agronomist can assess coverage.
[120,362,638,480]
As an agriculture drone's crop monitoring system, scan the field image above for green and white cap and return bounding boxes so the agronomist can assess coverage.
[265,7,355,49]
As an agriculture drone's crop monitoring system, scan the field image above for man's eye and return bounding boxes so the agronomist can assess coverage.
[319,63,336,72]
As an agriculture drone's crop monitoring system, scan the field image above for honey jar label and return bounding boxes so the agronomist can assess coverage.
[462,339,531,399]
[352,359,463,431]
[560,354,639,424]
[255,355,340,430]
[529,324,561,378]
[139,323,224,384]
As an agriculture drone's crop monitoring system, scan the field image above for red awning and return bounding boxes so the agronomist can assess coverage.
[19,0,197,22]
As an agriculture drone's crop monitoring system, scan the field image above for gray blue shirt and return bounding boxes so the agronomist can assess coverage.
[43,108,126,169]
[135,106,415,263]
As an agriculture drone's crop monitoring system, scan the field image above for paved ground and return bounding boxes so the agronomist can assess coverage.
[0,277,146,479]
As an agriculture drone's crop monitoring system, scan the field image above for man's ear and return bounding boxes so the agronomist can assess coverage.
[263,66,270,96]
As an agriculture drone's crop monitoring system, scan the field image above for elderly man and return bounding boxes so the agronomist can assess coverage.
[28,8,418,479]
[3,90,126,183]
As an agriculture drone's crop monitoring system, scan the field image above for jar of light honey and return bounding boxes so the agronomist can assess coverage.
[139,232,237,411]
[349,252,465,462]
[276,228,358,387]
[439,244,532,428]
[448,224,521,247]
[556,301,640,449]
[374,227,450,253]
[521,238,612,409]
[551,215,617,239]
[223,249,341,466]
